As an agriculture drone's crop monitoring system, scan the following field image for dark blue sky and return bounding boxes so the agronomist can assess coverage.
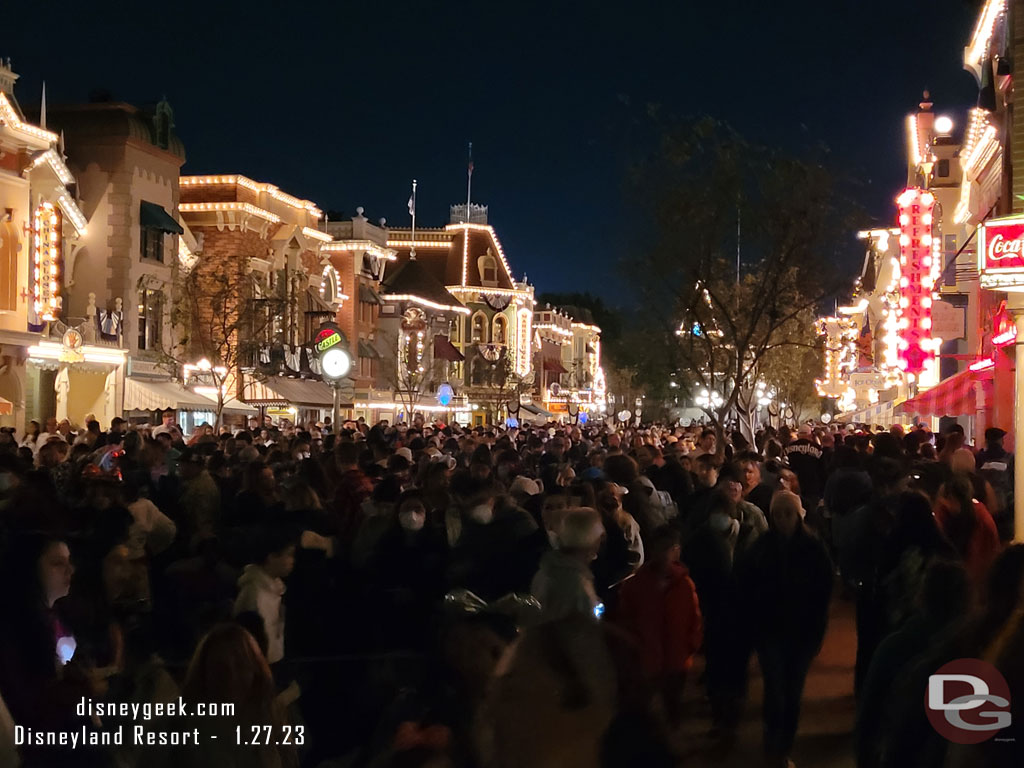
[3,0,982,302]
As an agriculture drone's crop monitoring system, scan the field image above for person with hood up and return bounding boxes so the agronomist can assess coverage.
[614,525,702,727]
[531,507,604,623]
[233,527,296,665]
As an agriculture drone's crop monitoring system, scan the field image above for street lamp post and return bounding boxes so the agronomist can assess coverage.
[314,322,352,436]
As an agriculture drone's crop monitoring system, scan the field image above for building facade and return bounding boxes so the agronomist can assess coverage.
[178,174,335,427]
[45,96,190,427]
[322,210,395,418]
[387,204,538,426]
[0,61,109,432]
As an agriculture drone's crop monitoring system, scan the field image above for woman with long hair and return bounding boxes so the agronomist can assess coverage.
[19,419,41,451]
[0,534,106,764]
[177,623,297,767]
[933,472,1000,589]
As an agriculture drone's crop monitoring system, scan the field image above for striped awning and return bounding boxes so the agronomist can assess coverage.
[898,367,994,417]
[124,378,221,412]
[242,375,335,407]
[841,399,898,427]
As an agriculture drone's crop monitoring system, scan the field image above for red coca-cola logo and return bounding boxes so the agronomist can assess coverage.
[984,222,1024,270]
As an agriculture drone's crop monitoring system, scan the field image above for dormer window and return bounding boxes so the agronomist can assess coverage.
[477,249,498,286]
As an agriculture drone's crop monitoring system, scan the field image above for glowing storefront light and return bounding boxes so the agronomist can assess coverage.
[515,308,532,376]
[33,202,61,321]
[814,316,857,401]
[895,189,937,384]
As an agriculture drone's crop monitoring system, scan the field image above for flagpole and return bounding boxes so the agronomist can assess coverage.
[410,179,417,260]
[466,142,473,223]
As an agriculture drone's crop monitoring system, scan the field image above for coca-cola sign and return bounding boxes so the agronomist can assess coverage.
[980,218,1024,273]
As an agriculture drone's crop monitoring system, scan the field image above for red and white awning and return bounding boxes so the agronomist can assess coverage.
[898,366,994,417]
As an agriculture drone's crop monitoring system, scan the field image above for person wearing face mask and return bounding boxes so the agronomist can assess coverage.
[290,440,311,463]
[360,490,449,648]
[446,474,546,601]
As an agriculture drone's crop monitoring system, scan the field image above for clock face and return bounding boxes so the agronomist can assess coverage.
[321,348,351,379]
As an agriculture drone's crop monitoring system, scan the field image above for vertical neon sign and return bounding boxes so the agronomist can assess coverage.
[895,188,936,381]
[33,202,60,322]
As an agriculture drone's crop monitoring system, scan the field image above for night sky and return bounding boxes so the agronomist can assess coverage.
[3,0,982,302]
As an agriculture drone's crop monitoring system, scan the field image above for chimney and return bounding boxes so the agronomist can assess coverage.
[0,58,19,97]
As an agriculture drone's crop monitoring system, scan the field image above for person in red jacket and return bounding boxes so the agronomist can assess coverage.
[614,524,702,727]
[933,472,1001,591]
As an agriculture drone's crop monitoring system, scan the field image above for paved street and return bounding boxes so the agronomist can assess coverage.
[674,592,857,768]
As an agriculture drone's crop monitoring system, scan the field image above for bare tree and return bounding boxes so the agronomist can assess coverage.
[377,328,448,423]
[468,350,534,425]
[624,117,856,439]
[161,261,280,429]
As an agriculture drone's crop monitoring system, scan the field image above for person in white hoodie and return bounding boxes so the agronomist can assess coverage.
[233,528,296,665]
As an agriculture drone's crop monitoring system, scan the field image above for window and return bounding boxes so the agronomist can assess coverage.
[937,159,950,178]
[0,220,17,312]
[322,267,338,304]
[141,227,164,262]
[478,251,498,285]
[138,288,163,350]
[493,314,507,344]
[471,313,487,343]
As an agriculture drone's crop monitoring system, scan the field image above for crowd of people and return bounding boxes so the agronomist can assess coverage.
[0,411,1021,767]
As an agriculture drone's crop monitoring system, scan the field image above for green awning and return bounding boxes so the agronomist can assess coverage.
[358,283,382,305]
[358,339,380,359]
[140,201,184,234]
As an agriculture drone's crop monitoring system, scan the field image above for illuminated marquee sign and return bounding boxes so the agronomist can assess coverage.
[515,308,532,376]
[33,202,61,322]
[895,189,939,381]
[313,324,344,355]
[979,215,1024,291]
[814,316,856,400]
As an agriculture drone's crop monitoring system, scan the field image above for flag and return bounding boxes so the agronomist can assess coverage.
[468,141,473,175]
[407,195,415,215]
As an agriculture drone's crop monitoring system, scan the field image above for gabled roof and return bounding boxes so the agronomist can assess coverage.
[381,258,467,314]
[0,91,57,149]
[387,222,518,290]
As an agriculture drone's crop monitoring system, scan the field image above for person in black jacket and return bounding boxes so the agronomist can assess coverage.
[446,475,546,601]
[739,491,832,768]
